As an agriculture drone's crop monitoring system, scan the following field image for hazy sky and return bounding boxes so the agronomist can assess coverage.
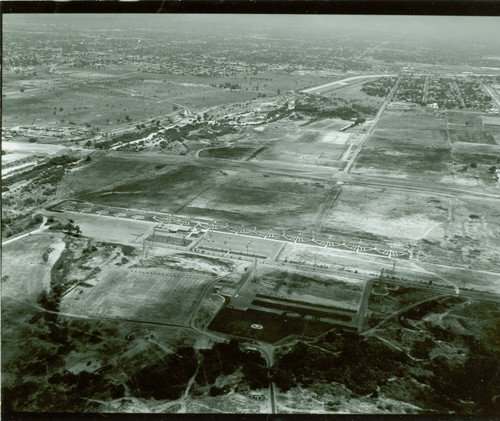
[5,14,500,46]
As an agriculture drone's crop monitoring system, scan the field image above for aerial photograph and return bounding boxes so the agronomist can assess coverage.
[1,13,500,416]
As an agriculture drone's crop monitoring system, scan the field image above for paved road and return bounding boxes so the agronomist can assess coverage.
[344,76,401,173]
[483,85,500,109]
[301,74,397,94]
[245,343,277,414]
[376,276,500,304]
[1,216,48,246]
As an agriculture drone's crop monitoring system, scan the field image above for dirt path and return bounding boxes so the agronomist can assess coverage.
[362,294,450,337]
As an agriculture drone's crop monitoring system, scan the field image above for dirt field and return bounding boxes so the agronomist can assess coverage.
[1,232,65,302]
[46,211,156,246]
[61,267,213,324]
[318,185,449,246]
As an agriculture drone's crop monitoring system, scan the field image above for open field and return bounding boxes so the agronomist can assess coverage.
[61,267,212,325]
[45,211,156,246]
[2,68,332,136]
[353,111,453,180]
[318,185,449,245]
[376,111,445,130]
[449,128,497,145]
[1,232,65,302]
[184,184,326,225]
[2,141,68,161]
[78,163,216,214]
[77,156,331,229]
[255,139,346,166]
[306,118,354,131]
[321,81,388,110]
[252,268,363,311]
[450,142,500,187]
[198,146,256,160]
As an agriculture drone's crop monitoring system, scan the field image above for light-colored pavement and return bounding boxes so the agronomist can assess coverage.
[344,76,401,173]
[483,85,500,109]
[301,74,397,94]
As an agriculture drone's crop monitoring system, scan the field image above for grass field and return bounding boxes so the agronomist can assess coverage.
[353,111,452,180]
[449,128,497,145]
[354,144,450,179]
[377,111,445,130]
[451,142,500,166]
[253,268,363,311]
[70,154,332,230]
[2,68,332,134]
[322,82,387,111]
[187,185,324,217]
[255,140,346,165]
[80,164,217,214]
[60,267,212,324]
[199,146,255,160]
[306,118,354,131]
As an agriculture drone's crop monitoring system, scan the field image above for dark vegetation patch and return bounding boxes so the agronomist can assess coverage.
[295,94,377,121]
[273,324,500,414]
[451,149,500,166]
[2,316,125,412]
[1,213,44,239]
[449,129,497,145]
[209,307,332,344]
[194,340,268,391]
[356,145,450,174]
[251,299,353,322]
[127,347,198,400]
[199,146,254,159]
[147,234,192,247]
[273,333,408,394]
[3,154,79,187]
[81,165,215,212]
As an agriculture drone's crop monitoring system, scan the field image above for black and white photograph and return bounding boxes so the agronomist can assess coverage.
[2,9,500,417]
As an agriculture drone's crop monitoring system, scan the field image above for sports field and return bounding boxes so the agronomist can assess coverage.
[61,267,213,324]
